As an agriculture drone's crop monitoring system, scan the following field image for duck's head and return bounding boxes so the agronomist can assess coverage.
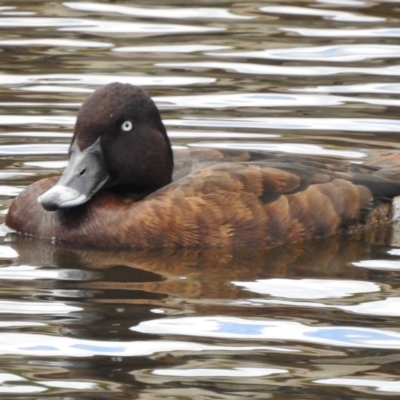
[38,83,173,211]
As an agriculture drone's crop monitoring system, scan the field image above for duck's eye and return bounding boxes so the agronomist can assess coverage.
[121,120,133,132]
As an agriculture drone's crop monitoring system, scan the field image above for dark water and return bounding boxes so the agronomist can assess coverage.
[0,0,400,398]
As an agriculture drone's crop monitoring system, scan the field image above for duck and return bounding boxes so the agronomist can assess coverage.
[6,82,400,248]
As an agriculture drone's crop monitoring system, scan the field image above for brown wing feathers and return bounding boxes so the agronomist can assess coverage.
[189,162,391,244]
[75,162,397,247]
[146,162,379,246]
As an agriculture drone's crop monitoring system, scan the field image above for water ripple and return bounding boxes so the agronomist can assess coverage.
[0,143,69,154]
[64,2,251,20]
[0,17,221,34]
[233,279,379,299]
[215,44,400,62]
[0,74,214,88]
[61,19,222,34]
[261,6,384,22]
[291,83,400,94]
[0,334,281,357]
[159,92,400,108]
[168,117,400,133]
[315,378,400,394]
[0,373,100,394]
[153,367,285,377]
[133,317,400,349]
[114,44,231,53]
[0,300,80,314]
[284,27,400,38]
[159,61,400,77]
[242,297,400,318]
[0,38,112,47]
[353,260,400,270]
[0,265,99,281]
[189,142,365,159]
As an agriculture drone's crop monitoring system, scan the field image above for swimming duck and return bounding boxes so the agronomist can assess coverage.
[6,83,400,248]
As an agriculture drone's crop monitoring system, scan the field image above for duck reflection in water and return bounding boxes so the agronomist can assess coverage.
[7,235,387,306]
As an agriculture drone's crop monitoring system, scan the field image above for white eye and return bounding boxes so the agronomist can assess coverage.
[121,120,133,132]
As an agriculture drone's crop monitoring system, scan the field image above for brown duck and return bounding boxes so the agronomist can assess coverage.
[6,83,400,248]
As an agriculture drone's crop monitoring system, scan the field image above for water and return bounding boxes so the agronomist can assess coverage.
[0,0,400,398]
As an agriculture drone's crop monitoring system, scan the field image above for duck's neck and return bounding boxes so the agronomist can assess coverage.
[106,129,174,200]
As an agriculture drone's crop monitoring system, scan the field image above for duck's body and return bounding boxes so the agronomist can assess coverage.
[6,83,400,248]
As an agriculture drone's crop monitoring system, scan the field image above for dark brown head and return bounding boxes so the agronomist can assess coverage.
[38,83,173,211]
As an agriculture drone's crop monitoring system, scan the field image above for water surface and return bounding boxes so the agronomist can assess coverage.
[1,0,400,399]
